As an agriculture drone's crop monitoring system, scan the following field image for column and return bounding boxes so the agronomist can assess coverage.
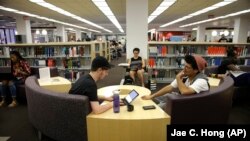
[76,29,81,41]
[233,17,248,43]
[126,0,148,59]
[15,16,32,43]
[196,25,206,42]
[56,24,66,42]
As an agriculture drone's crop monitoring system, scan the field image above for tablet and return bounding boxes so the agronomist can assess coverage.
[122,89,139,105]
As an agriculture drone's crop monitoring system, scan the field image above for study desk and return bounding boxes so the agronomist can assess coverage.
[37,76,71,93]
[87,85,171,141]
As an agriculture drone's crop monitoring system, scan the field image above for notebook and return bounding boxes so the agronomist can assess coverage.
[122,89,139,105]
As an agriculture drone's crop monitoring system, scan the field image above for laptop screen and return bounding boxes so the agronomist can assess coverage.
[124,89,139,104]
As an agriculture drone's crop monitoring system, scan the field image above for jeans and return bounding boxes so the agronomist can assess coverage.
[0,79,24,98]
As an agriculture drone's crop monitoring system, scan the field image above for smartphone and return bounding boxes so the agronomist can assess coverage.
[142,105,156,110]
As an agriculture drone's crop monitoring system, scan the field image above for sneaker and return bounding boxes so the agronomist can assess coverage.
[8,101,18,108]
[0,100,6,107]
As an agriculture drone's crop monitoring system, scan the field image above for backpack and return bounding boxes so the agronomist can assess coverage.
[123,75,134,85]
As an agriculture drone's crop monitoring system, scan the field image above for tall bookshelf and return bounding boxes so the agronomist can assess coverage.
[0,41,110,82]
[148,41,250,83]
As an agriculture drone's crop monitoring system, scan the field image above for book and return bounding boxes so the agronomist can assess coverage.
[229,70,246,78]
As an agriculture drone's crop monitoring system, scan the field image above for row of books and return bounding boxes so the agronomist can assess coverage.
[148,57,223,69]
[149,45,250,57]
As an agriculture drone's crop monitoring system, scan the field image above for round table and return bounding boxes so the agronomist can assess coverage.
[87,85,170,141]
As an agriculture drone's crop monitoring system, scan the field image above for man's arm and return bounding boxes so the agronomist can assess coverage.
[176,70,196,95]
[90,101,113,114]
[141,84,174,100]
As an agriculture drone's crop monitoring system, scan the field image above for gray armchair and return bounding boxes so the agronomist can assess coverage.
[25,76,90,141]
[164,76,234,124]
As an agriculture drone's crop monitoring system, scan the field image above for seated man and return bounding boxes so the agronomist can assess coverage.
[128,48,146,87]
[69,56,114,114]
[142,54,209,109]
[216,48,250,87]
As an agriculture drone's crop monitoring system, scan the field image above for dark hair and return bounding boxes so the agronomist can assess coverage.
[184,55,198,70]
[227,48,236,58]
[133,48,140,53]
[91,56,111,71]
[10,50,25,60]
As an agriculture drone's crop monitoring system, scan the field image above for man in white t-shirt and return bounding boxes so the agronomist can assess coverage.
[142,54,209,108]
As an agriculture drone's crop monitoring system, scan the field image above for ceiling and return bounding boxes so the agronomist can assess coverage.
[0,0,250,34]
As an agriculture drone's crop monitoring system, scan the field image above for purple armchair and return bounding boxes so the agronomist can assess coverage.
[164,76,234,124]
[25,76,90,141]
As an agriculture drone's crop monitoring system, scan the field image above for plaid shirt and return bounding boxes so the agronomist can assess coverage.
[12,60,31,81]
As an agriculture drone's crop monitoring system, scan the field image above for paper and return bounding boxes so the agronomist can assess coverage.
[229,71,246,78]
[207,77,221,87]
[39,67,51,80]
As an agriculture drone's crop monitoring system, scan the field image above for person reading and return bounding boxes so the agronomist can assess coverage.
[128,48,146,87]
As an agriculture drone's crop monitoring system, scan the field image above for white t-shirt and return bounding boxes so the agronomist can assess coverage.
[170,78,209,93]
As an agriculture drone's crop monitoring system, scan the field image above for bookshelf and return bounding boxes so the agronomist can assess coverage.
[0,41,110,82]
[148,41,250,83]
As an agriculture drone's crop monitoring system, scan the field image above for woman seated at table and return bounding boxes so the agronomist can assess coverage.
[128,48,146,87]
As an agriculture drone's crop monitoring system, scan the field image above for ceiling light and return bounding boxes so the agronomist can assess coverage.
[224,30,229,36]
[0,6,100,33]
[92,0,124,33]
[148,0,176,23]
[180,8,250,27]
[212,30,217,36]
[160,0,237,27]
[231,31,234,36]
[35,29,40,34]
[29,0,111,33]
[42,29,47,35]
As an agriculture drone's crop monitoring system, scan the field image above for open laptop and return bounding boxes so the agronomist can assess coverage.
[122,89,139,105]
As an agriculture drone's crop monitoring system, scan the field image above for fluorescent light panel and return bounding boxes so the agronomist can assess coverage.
[160,0,237,27]
[0,5,101,33]
[148,0,176,23]
[180,9,250,27]
[29,0,112,33]
[92,0,124,33]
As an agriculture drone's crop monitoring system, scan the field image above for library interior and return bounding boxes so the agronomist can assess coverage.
[0,0,250,141]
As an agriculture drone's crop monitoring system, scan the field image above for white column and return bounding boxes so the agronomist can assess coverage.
[76,29,81,41]
[56,24,66,42]
[196,25,206,42]
[233,17,249,43]
[15,16,32,43]
[126,0,148,59]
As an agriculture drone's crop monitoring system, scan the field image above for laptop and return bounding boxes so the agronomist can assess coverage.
[122,89,139,105]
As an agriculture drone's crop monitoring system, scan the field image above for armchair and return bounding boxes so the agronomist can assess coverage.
[164,76,234,124]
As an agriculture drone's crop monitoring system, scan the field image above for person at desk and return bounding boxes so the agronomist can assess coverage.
[0,51,31,107]
[215,49,250,87]
[128,48,146,87]
[69,56,114,114]
[142,55,209,109]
